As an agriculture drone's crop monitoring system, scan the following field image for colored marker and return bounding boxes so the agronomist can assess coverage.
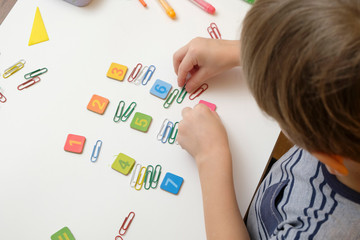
[139,0,147,7]
[158,0,176,19]
[189,0,215,14]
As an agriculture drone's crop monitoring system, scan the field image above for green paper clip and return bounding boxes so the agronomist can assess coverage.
[114,101,125,122]
[144,165,154,190]
[176,86,187,104]
[24,67,48,79]
[151,164,162,189]
[113,101,136,122]
[163,89,179,108]
[168,121,179,144]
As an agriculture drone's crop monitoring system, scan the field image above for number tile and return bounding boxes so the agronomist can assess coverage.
[150,79,172,99]
[64,134,86,153]
[87,94,109,115]
[106,62,128,81]
[130,112,152,132]
[112,153,136,175]
[160,172,184,195]
[199,100,216,111]
[51,226,75,240]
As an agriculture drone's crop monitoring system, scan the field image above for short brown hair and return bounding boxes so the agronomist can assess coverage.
[241,0,360,161]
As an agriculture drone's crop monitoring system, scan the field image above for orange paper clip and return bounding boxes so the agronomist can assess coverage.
[189,83,208,100]
[119,212,135,235]
[17,76,41,91]
[207,22,221,39]
[0,92,7,103]
[127,63,143,82]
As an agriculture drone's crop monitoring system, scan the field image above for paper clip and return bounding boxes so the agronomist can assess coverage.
[163,89,179,108]
[90,140,102,162]
[114,101,137,122]
[151,164,162,189]
[130,164,142,187]
[168,121,179,144]
[3,59,26,78]
[24,67,48,79]
[135,166,147,191]
[189,83,208,100]
[17,76,41,91]
[161,121,173,143]
[141,65,156,85]
[157,119,169,140]
[127,63,142,82]
[133,66,148,85]
[143,165,154,190]
[0,92,7,103]
[119,212,135,235]
[115,236,123,240]
[176,85,187,104]
[207,22,222,39]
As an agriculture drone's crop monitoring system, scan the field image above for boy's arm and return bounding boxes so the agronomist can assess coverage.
[178,104,250,240]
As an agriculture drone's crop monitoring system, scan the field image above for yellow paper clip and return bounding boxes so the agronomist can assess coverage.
[133,66,148,85]
[24,67,48,79]
[135,166,146,191]
[3,59,26,78]
[163,89,179,108]
[130,164,142,187]
[189,83,208,100]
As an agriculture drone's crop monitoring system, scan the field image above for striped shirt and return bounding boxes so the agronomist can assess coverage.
[246,146,360,239]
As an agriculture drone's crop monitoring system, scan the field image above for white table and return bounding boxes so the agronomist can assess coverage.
[0,0,280,239]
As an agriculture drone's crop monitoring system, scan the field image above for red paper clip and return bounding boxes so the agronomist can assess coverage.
[0,92,7,103]
[17,76,41,91]
[119,211,135,235]
[189,83,208,100]
[207,22,222,39]
[127,63,143,82]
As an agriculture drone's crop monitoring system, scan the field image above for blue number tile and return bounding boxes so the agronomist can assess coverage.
[160,172,184,195]
[150,79,172,99]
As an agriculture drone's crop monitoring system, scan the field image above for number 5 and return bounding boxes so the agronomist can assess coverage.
[135,118,148,127]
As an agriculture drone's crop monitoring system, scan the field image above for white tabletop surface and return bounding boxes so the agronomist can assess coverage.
[0,0,280,239]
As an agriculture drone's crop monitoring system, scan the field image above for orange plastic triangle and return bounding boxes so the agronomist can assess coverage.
[28,7,49,46]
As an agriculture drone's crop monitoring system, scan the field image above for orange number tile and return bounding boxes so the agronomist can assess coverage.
[106,63,128,81]
[87,94,109,115]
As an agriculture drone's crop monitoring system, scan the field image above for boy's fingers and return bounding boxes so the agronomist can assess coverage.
[185,69,207,93]
[173,44,188,75]
[177,53,197,88]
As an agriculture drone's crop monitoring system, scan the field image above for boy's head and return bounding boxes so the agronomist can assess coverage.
[241,0,360,168]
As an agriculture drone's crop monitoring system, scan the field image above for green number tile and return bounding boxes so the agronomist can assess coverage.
[130,112,152,132]
[51,227,75,240]
[112,153,135,175]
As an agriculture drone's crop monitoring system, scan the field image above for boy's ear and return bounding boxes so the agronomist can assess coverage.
[312,152,349,176]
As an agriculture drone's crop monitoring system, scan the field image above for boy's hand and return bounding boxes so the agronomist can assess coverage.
[173,37,241,93]
[177,104,230,168]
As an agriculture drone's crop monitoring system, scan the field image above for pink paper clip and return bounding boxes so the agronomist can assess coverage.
[207,22,222,39]
[189,83,208,100]
[0,92,7,103]
[119,211,135,235]
[127,63,143,82]
[17,76,41,91]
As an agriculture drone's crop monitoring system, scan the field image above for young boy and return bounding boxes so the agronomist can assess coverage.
[173,0,360,239]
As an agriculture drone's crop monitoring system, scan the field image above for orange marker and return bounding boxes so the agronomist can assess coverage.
[139,0,147,7]
[158,0,176,19]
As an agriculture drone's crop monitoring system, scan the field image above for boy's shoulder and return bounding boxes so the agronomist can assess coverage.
[246,146,360,240]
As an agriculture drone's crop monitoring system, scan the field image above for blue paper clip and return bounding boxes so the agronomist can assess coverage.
[151,164,162,189]
[141,65,156,85]
[161,121,174,143]
[90,140,102,162]
[157,118,169,141]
